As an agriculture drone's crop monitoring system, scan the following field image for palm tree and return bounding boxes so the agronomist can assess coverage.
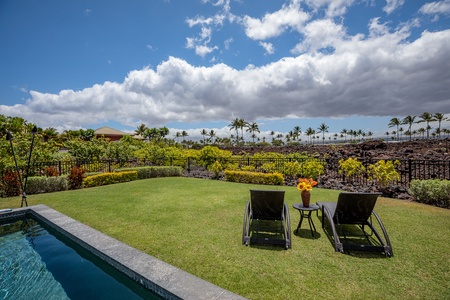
[181,130,188,142]
[317,123,329,144]
[417,128,425,139]
[385,131,390,141]
[200,129,208,145]
[246,122,260,143]
[239,118,248,144]
[443,128,450,138]
[270,131,275,142]
[208,130,217,144]
[135,124,147,137]
[293,126,301,142]
[305,127,315,144]
[175,132,181,143]
[434,112,448,138]
[229,118,240,145]
[42,127,59,142]
[388,117,401,141]
[418,112,434,139]
[341,129,348,142]
[402,115,416,141]
[229,118,245,145]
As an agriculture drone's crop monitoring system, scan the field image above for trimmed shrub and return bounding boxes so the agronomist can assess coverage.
[224,170,284,185]
[68,166,86,190]
[83,171,138,188]
[44,166,60,177]
[1,170,20,197]
[409,179,450,208]
[26,176,68,195]
[115,166,182,179]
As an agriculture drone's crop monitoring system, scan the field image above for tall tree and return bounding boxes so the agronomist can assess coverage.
[208,130,217,144]
[418,112,434,139]
[42,127,59,142]
[305,127,315,144]
[340,129,348,142]
[246,122,260,144]
[388,117,401,141]
[200,129,208,145]
[229,118,241,145]
[402,115,416,141]
[293,126,301,142]
[181,130,189,142]
[135,124,147,136]
[434,112,448,138]
[317,123,329,144]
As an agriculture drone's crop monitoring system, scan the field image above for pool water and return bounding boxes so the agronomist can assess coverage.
[0,218,160,300]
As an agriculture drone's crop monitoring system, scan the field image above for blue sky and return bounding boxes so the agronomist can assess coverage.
[1,0,449,141]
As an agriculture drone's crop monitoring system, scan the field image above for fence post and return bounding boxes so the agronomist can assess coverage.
[408,159,412,184]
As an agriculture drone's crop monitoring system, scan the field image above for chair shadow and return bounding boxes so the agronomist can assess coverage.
[293,228,321,239]
[317,214,391,259]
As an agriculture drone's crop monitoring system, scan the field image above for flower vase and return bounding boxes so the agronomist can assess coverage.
[301,191,311,208]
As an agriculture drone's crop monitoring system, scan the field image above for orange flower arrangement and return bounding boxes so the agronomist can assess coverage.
[297,178,318,192]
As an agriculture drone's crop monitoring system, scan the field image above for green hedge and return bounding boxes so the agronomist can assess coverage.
[115,166,182,179]
[83,171,138,188]
[409,179,450,208]
[224,170,284,185]
[26,176,68,195]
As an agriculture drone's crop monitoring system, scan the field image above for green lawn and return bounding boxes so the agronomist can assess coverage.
[2,177,449,299]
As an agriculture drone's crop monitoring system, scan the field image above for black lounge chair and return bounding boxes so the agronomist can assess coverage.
[242,190,291,249]
[317,192,393,256]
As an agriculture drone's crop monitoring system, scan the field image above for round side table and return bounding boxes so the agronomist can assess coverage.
[292,203,319,237]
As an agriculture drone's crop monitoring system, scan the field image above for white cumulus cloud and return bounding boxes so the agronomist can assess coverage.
[1,28,449,131]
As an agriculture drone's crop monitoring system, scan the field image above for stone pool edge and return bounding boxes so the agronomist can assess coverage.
[0,205,246,300]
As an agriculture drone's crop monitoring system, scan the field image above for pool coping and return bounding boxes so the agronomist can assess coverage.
[0,205,246,300]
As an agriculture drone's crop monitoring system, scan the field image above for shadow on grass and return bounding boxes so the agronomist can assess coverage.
[292,228,321,239]
[317,218,392,258]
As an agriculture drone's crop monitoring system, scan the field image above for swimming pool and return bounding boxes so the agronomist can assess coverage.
[0,217,159,299]
[0,205,245,300]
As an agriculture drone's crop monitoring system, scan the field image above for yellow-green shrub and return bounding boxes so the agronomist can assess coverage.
[339,157,366,181]
[299,159,325,179]
[284,161,302,177]
[83,171,138,188]
[224,170,284,185]
[368,160,400,188]
[116,166,182,179]
[208,160,224,179]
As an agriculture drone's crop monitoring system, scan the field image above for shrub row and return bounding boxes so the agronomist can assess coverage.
[224,170,284,185]
[26,176,68,195]
[115,166,182,179]
[0,166,183,197]
[83,171,138,188]
[409,179,450,208]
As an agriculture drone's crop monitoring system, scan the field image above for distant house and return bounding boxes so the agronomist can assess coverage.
[94,126,129,142]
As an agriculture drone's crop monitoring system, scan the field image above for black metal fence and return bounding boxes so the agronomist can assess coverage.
[2,156,449,187]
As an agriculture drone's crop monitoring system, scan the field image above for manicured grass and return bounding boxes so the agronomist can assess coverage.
[2,177,449,299]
